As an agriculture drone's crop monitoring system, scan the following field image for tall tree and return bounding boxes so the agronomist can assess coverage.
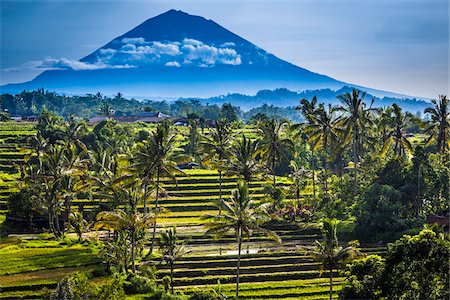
[147,121,184,255]
[258,119,294,188]
[295,96,319,199]
[95,208,154,273]
[157,227,188,294]
[228,134,261,182]
[204,180,280,299]
[307,218,363,300]
[201,119,233,207]
[424,95,449,154]
[303,104,341,193]
[337,89,376,194]
[380,104,413,157]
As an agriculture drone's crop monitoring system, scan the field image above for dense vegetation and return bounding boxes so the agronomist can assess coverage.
[0,91,448,299]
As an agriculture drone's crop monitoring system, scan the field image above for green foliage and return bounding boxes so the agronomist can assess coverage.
[339,255,384,299]
[7,188,44,228]
[50,272,125,300]
[380,229,449,299]
[125,274,158,294]
[340,229,450,300]
[354,183,413,241]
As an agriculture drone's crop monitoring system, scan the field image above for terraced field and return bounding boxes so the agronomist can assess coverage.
[0,122,387,299]
[0,236,102,299]
[0,122,35,224]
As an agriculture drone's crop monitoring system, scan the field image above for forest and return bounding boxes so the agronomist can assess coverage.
[0,90,448,300]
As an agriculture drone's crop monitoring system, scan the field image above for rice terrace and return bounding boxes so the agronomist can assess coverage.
[0,1,448,300]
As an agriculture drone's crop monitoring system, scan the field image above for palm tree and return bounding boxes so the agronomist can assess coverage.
[228,134,261,182]
[204,180,280,299]
[424,95,449,154]
[337,89,376,194]
[376,106,395,145]
[185,119,201,162]
[258,119,294,188]
[95,208,154,273]
[201,119,233,205]
[289,160,307,207]
[303,104,341,193]
[33,144,71,237]
[157,226,188,293]
[307,218,363,300]
[61,143,89,226]
[130,141,155,217]
[380,104,413,157]
[67,210,92,243]
[295,96,318,200]
[147,121,184,255]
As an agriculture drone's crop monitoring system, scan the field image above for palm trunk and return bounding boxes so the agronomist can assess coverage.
[131,230,136,273]
[272,157,276,188]
[170,261,174,294]
[48,207,54,234]
[65,199,70,229]
[218,170,222,214]
[324,142,328,194]
[311,146,316,200]
[236,226,242,299]
[329,264,333,300]
[150,167,160,255]
[55,211,61,236]
[143,181,148,216]
[353,132,358,195]
[416,164,421,217]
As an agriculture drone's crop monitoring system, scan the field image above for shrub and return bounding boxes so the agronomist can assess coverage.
[125,274,158,294]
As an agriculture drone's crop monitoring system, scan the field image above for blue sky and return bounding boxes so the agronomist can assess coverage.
[1,0,448,98]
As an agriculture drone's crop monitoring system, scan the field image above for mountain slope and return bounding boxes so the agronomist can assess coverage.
[0,10,418,102]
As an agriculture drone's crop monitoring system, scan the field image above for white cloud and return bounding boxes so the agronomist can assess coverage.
[100,37,241,67]
[121,37,148,45]
[183,38,204,46]
[24,57,134,71]
[14,37,242,72]
[221,42,235,47]
[165,61,181,67]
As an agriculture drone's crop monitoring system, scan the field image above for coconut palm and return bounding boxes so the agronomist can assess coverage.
[337,89,376,194]
[380,104,413,157]
[289,160,308,207]
[34,144,73,237]
[295,96,319,199]
[185,119,201,162]
[201,119,233,205]
[307,218,363,300]
[228,134,261,182]
[424,95,449,154]
[60,143,89,226]
[67,210,92,243]
[147,121,185,255]
[130,141,156,217]
[204,180,280,299]
[95,208,154,273]
[258,119,294,188]
[376,106,395,144]
[157,226,188,293]
[303,104,341,193]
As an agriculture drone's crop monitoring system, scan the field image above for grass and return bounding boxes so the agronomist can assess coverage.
[0,239,101,276]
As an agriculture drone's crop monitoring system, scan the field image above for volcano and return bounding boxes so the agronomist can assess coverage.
[1,9,409,100]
